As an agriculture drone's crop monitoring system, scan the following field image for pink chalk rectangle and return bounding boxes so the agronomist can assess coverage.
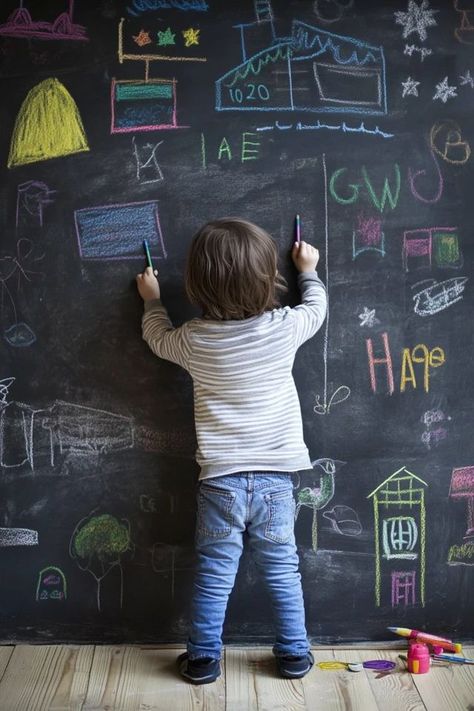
[449,467,474,497]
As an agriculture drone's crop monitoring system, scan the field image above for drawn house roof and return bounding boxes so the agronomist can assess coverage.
[216,14,387,115]
[367,466,428,500]
[290,21,383,66]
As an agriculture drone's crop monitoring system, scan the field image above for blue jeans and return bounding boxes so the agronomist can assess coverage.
[187,472,310,660]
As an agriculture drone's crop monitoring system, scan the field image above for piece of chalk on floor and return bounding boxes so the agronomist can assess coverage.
[348,663,364,672]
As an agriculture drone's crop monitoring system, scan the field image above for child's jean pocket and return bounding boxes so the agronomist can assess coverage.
[196,484,236,541]
[264,488,296,544]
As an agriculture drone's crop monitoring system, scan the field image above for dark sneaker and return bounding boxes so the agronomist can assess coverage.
[276,651,314,679]
[177,652,221,684]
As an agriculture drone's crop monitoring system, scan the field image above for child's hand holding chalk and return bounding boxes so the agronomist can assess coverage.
[137,238,160,301]
[136,267,161,302]
[292,241,319,273]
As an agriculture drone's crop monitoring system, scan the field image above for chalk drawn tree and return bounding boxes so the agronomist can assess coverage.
[70,512,131,612]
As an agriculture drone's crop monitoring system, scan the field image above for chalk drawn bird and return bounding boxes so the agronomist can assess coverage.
[295,458,346,551]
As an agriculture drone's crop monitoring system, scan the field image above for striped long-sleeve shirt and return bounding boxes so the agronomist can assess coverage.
[142,271,327,480]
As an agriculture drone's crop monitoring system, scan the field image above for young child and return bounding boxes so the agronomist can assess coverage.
[136,218,327,684]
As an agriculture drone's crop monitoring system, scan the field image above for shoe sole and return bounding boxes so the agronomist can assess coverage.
[180,669,221,684]
[279,665,311,678]
[178,659,221,685]
[278,652,314,679]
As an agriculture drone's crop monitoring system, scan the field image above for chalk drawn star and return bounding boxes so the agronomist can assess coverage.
[433,76,457,103]
[358,307,379,328]
[133,29,152,47]
[394,0,438,42]
[182,27,200,47]
[459,69,474,88]
[157,27,175,46]
[401,76,420,97]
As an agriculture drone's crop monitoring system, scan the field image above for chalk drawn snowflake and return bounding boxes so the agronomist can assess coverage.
[394,1,438,42]
[459,70,474,88]
[358,307,379,328]
[433,77,457,103]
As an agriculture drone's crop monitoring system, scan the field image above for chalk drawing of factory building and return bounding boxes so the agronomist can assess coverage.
[216,0,387,116]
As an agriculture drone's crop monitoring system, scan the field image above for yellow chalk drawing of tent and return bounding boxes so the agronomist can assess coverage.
[367,466,427,607]
[8,77,89,168]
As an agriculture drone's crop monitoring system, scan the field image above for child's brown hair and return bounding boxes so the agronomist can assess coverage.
[185,218,287,320]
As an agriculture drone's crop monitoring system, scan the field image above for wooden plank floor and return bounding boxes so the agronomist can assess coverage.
[0,645,472,710]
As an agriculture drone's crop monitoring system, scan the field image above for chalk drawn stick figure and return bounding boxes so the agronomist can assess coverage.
[0,239,44,347]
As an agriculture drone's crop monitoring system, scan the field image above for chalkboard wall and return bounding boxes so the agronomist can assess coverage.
[1,0,473,644]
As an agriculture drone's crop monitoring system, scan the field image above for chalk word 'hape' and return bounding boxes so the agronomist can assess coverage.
[366,332,445,394]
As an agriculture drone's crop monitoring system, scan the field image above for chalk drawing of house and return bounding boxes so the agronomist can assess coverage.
[216,0,387,116]
[367,467,427,608]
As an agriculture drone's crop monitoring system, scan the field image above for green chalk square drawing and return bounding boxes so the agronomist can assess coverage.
[434,232,460,266]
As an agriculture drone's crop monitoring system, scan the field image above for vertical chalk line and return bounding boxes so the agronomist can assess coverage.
[322,152,329,407]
